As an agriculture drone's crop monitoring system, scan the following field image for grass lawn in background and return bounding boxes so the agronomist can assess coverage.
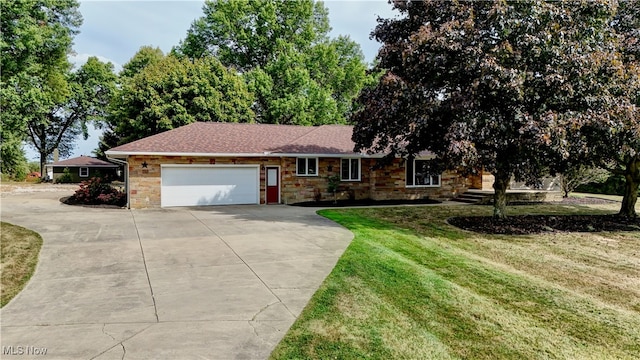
[271,204,640,360]
[1,222,43,307]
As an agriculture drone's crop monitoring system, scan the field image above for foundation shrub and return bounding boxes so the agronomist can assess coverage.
[68,177,126,206]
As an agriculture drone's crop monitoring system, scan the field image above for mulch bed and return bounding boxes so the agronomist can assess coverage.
[448,214,640,235]
[291,198,441,207]
[449,196,640,235]
[60,196,125,209]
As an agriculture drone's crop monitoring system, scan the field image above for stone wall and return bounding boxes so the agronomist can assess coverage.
[469,169,495,190]
[126,155,470,208]
[127,155,281,208]
[368,158,469,201]
[280,158,373,204]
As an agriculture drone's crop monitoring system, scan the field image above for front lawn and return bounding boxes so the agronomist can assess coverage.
[271,204,640,359]
[1,222,43,307]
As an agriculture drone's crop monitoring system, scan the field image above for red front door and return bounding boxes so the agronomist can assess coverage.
[266,167,279,204]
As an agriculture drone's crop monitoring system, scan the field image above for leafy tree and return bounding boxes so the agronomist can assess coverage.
[119,46,164,79]
[351,0,619,219]
[0,0,81,79]
[25,57,118,174]
[94,46,164,159]
[177,0,329,70]
[104,53,254,148]
[175,0,368,125]
[578,0,640,217]
[0,140,28,181]
[558,166,609,199]
[0,0,82,177]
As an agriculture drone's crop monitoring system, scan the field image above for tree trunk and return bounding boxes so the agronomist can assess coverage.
[559,174,570,198]
[619,158,639,218]
[493,172,509,219]
[619,177,638,218]
[39,151,47,178]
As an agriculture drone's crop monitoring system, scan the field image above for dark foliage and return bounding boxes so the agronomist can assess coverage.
[576,175,630,196]
[351,0,623,219]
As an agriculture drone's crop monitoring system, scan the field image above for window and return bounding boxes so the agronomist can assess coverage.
[341,158,360,181]
[296,158,318,176]
[79,167,89,177]
[406,159,440,187]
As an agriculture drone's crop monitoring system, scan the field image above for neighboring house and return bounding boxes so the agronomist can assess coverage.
[105,122,472,208]
[46,156,120,183]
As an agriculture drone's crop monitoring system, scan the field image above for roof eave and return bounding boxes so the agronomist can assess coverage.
[104,150,387,158]
[49,164,119,168]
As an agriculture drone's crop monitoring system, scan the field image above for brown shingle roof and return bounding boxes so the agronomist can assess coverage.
[50,156,118,167]
[106,122,363,156]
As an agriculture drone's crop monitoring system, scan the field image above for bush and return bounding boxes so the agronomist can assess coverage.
[27,161,40,173]
[67,177,126,206]
[576,174,627,196]
[558,166,608,197]
[55,167,73,183]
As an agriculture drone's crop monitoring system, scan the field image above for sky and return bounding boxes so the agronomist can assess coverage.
[25,0,398,162]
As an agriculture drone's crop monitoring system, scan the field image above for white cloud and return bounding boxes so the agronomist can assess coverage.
[69,53,122,72]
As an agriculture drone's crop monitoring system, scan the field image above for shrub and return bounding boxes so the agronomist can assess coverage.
[27,161,40,173]
[576,174,628,196]
[55,167,73,183]
[12,165,28,182]
[327,174,341,204]
[558,166,609,197]
[68,177,126,206]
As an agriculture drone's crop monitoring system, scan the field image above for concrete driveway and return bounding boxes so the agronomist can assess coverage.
[0,189,352,359]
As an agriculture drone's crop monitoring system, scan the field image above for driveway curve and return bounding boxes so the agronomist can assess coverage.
[0,189,352,359]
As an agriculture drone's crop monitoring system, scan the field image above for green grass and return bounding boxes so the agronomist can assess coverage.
[270,204,640,360]
[1,222,43,307]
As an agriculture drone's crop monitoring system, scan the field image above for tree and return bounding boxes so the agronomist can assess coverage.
[175,0,368,125]
[351,0,619,218]
[590,0,640,217]
[104,53,254,148]
[177,0,329,70]
[25,57,117,174]
[94,46,165,159]
[0,0,82,177]
[558,166,609,198]
[119,46,164,78]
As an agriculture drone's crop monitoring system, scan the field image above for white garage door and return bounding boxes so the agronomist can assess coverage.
[161,166,259,207]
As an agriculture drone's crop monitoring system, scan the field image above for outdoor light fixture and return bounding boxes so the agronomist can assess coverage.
[327,165,333,172]
[141,161,148,168]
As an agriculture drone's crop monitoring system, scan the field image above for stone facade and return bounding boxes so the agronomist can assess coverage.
[126,155,470,208]
[469,169,495,190]
[366,158,469,201]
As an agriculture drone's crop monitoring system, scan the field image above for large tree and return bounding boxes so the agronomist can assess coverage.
[175,0,368,125]
[25,57,117,174]
[0,0,82,178]
[351,0,619,218]
[612,0,640,217]
[94,46,165,159]
[575,0,640,217]
[100,51,254,152]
